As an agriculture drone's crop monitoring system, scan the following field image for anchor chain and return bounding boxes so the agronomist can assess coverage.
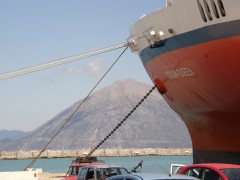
[87,85,156,157]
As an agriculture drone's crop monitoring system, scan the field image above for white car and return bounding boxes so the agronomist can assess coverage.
[105,173,199,180]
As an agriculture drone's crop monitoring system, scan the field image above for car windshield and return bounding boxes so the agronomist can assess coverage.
[66,166,80,176]
[220,168,240,180]
[101,167,129,177]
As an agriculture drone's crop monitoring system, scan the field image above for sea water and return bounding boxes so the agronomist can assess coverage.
[0,156,192,173]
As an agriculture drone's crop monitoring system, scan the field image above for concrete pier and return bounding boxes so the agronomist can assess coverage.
[38,172,65,180]
[0,148,192,160]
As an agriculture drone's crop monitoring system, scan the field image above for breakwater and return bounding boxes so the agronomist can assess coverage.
[0,148,192,160]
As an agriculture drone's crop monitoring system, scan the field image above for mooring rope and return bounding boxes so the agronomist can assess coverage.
[0,41,128,81]
[23,45,129,170]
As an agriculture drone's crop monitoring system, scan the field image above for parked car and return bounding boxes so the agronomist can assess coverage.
[176,163,240,180]
[105,173,199,180]
[170,164,185,174]
[64,157,105,180]
[77,164,130,180]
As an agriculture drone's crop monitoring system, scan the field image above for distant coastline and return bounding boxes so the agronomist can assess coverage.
[0,148,192,160]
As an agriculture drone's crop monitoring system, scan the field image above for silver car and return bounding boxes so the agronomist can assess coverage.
[105,173,200,180]
[77,165,129,180]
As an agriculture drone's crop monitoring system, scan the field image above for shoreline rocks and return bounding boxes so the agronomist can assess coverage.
[0,148,192,160]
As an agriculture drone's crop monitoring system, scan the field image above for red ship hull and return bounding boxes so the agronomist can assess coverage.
[144,34,240,163]
[129,0,240,163]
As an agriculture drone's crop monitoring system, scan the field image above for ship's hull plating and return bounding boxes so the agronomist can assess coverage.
[140,19,240,164]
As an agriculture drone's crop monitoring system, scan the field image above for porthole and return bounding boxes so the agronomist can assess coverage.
[203,0,213,20]
[217,0,226,16]
[210,0,220,18]
[197,0,207,22]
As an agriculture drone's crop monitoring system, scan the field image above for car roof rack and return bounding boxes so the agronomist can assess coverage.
[72,156,105,164]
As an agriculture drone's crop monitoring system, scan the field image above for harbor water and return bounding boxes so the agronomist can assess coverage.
[0,155,192,173]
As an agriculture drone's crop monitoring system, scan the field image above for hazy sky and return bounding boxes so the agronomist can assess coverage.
[0,1,167,131]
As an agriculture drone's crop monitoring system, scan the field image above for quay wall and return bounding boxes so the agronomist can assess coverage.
[0,148,192,160]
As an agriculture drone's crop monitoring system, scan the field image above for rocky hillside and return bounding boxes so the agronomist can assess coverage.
[0,130,27,141]
[0,79,192,151]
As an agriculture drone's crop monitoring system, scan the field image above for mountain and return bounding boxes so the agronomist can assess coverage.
[0,79,192,151]
[0,130,28,150]
[0,130,27,141]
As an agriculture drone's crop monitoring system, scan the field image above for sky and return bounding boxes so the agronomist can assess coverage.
[0,1,167,131]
